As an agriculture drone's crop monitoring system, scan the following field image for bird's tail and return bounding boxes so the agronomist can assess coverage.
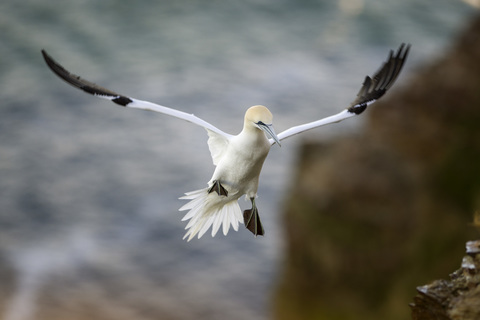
[179,188,243,241]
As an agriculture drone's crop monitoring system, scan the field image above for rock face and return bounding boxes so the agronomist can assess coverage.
[411,240,480,320]
[274,15,480,320]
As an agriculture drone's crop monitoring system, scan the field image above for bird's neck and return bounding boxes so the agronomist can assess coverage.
[239,125,269,146]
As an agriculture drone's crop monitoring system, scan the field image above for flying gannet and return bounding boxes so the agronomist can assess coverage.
[41,44,410,241]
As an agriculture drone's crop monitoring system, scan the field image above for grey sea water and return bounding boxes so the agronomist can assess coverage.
[0,1,477,319]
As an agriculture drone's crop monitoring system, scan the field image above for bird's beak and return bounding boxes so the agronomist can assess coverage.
[258,123,281,147]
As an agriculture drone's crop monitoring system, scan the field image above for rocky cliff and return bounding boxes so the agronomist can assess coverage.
[275,15,480,320]
[411,239,480,320]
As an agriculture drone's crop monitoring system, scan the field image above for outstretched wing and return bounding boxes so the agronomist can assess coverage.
[274,43,410,144]
[41,50,232,140]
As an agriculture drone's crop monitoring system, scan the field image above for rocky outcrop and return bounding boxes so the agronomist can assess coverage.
[411,240,480,320]
[274,15,480,320]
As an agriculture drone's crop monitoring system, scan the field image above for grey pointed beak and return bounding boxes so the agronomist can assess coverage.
[258,123,281,147]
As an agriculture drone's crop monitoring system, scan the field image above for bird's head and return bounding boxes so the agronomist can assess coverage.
[245,105,281,146]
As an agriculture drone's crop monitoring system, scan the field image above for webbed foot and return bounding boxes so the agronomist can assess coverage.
[208,180,228,197]
[243,198,264,236]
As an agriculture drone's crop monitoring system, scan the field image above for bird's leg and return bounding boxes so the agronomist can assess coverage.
[208,180,228,197]
[243,198,265,236]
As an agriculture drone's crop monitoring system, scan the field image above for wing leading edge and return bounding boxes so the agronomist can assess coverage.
[41,50,232,139]
[274,43,410,144]
[42,44,410,146]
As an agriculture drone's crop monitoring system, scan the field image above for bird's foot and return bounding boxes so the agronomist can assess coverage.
[208,180,228,197]
[243,200,264,236]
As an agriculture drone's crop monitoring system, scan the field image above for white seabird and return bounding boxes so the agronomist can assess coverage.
[41,44,410,241]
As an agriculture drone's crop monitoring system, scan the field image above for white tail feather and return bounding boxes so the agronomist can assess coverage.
[179,188,243,241]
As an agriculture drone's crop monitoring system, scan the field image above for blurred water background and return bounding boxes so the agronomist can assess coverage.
[0,1,478,319]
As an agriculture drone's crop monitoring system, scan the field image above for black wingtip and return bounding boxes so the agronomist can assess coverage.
[41,49,133,107]
[349,103,367,115]
[347,43,411,114]
[41,49,67,77]
[41,50,52,71]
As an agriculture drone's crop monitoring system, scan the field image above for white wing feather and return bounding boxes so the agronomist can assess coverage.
[41,50,232,141]
[206,129,230,166]
[272,43,410,145]
[275,109,355,143]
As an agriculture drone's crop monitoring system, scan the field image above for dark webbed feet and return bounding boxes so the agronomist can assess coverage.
[208,180,228,197]
[243,198,265,236]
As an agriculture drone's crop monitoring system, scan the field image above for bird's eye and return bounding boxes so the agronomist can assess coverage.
[256,121,265,126]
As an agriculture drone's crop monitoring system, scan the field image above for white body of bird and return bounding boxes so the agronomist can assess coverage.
[41,44,410,240]
[180,105,275,240]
